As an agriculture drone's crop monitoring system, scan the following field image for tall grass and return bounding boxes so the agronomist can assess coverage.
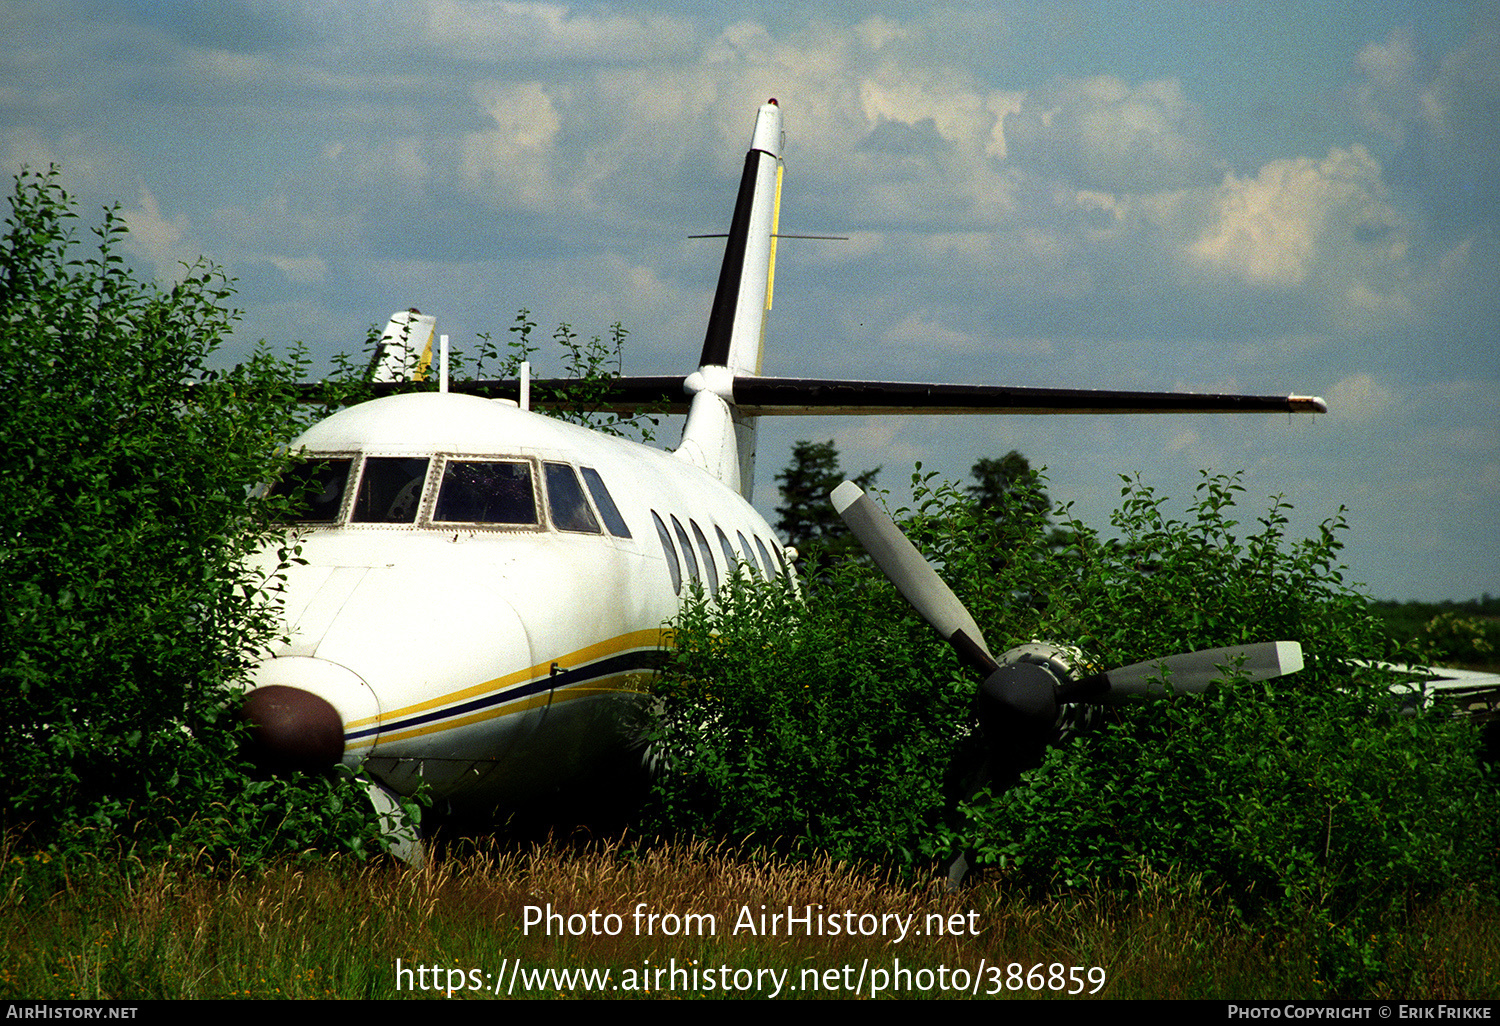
[4,835,1496,1000]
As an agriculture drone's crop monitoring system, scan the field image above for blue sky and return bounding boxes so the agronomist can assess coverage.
[4,1,1497,601]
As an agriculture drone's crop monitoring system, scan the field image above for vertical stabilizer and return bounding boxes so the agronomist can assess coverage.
[698,100,783,374]
[677,100,783,498]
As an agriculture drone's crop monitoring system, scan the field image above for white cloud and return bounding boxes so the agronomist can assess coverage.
[831,417,923,479]
[243,13,1469,362]
[2,127,60,177]
[207,189,362,288]
[853,15,905,53]
[1,129,129,197]
[880,311,978,353]
[1349,23,1500,148]
[857,77,1016,161]
[1165,428,1200,454]
[1326,372,1397,422]
[422,1,697,62]
[1186,146,1407,292]
[1347,22,1500,228]
[260,253,329,284]
[1350,26,1437,145]
[1004,75,1221,191]
[121,184,204,281]
[460,81,566,211]
[423,16,1032,241]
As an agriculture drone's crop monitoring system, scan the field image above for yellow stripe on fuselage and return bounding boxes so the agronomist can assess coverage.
[370,670,649,745]
[344,627,669,734]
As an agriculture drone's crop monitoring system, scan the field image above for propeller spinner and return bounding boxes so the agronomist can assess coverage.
[830,481,1304,768]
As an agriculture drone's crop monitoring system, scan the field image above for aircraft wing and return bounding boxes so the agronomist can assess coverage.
[1365,661,1500,725]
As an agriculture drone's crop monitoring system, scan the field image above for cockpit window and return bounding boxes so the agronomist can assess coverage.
[269,457,352,523]
[544,462,602,533]
[434,460,536,525]
[352,457,431,524]
[580,467,631,538]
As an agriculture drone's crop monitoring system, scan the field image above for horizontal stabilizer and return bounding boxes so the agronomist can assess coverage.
[711,378,1328,416]
[317,375,1326,417]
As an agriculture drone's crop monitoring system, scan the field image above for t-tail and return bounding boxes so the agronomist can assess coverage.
[345,98,1324,492]
[673,99,784,498]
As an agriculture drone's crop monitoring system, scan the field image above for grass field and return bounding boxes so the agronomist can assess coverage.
[5,834,1497,1000]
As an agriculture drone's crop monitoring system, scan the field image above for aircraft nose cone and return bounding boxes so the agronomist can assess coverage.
[242,684,345,772]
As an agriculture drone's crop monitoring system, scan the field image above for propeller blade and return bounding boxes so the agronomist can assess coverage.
[831,481,996,674]
[1059,641,1304,701]
[830,479,1307,781]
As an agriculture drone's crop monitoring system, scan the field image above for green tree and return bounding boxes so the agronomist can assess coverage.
[968,451,1048,521]
[0,169,382,858]
[774,439,879,573]
[968,451,1078,557]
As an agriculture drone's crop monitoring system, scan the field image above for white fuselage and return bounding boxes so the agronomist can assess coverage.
[248,391,789,811]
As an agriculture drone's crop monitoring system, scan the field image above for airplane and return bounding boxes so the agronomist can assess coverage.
[239,99,1329,857]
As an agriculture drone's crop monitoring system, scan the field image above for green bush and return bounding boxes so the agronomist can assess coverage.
[1418,611,1500,668]
[0,169,385,862]
[643,564,968,866]
[648,466,1499,991]
[1369,597,1500,671]
[954,473,1494,905]
[951,476,1499,995]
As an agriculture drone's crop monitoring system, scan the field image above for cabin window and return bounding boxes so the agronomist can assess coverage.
[580,467,631,538]
[690,520,718,592]
[434,460,536,525]
[670,515,699,585]
[544,463,602,534]
[715,525,739,577]
[269,456,352,523]
[753,535,774,581]
[651,511,681,594]
[352,457,431,524]
[736,531,756,573]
